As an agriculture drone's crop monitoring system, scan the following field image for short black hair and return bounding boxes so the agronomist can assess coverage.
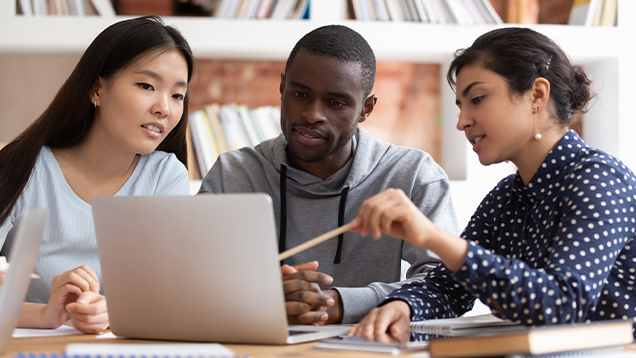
[285,25,376,98]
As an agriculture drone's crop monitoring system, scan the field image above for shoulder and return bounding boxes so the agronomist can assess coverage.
[142,151,188,176]
[565,147,636,188]
[388,145,449,183]
[357,127,449,182]
[135,151,189,195]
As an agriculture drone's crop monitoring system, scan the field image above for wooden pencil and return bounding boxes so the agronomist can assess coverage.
[278,223,353,261]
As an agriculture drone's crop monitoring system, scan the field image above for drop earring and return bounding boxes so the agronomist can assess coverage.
[532,103,541,140]
[94,100,97,108]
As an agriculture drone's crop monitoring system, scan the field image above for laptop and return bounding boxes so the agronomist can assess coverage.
[0,209,48,353]
[92,194,350,344]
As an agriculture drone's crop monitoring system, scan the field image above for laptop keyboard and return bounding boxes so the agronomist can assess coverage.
[288,330,310,336]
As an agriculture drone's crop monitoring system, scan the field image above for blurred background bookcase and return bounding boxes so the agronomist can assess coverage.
[0,0,633,226]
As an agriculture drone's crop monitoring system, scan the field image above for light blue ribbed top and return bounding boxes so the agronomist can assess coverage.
[0,146,189,303]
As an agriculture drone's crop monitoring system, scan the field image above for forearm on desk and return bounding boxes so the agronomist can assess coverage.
[18,302,57,329]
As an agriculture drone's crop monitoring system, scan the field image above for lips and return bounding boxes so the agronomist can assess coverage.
[293,127,327,146]
[142,124,162,133]
[466,134,485,152]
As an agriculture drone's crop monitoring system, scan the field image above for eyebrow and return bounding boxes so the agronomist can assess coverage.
[460,81,485,98]
[135,70,188,89]
[289,81,353,100]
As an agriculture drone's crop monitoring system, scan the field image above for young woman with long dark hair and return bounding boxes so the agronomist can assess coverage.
[348,27,636,342]
[0,16,194,333]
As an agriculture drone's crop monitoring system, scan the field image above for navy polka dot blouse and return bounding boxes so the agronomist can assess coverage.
[386,130,636,330]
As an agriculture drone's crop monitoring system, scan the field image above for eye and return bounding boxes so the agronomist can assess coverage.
[471,96,485,105]
[329,100,345,107]
[173,93,185,101]
[292,92,307,99]
[137,83,153,91]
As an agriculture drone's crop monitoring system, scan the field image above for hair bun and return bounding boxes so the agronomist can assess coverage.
[570,65,593,115]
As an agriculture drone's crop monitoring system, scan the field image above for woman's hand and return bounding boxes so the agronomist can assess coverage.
[67,291,109,334]
[350,188,469,272]
[350,188,436,247]
[42,265,100,329]
[347,300,412,343]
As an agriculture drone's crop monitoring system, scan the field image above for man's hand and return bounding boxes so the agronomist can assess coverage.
[347,300,412,343]
[282,261,339,325]
[67,291,109,334]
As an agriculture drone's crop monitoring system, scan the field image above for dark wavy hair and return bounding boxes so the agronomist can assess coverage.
[447,27,593,126]
[0,16,195,226]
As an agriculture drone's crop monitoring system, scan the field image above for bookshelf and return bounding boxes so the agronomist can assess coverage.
[0,0,633,225]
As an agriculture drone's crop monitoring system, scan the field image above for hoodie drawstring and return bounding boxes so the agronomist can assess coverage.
[334,187,349,264]
[278,164,349,265]
[279,165,288,266]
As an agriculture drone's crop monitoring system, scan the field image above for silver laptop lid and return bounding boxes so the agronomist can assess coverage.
[93,194,290,344]
[0,209,48,353]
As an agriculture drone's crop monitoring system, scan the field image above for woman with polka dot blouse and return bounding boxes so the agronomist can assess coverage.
[348,27,636,343]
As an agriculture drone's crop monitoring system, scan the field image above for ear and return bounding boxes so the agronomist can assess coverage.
[91,77,103,106]
[530,77,550,111]
[358,94,378,124]
[279,73,286,97]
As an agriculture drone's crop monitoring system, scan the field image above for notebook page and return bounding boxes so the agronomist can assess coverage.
[410,313,520,336]
[66,343,235,357]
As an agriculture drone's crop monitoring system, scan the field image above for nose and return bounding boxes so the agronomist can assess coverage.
[302,100,327,125]
[152,94,170,118]
[456,109,472,132]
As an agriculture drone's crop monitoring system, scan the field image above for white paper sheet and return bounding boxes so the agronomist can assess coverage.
[96,331,118,339]
[12,325,82,338]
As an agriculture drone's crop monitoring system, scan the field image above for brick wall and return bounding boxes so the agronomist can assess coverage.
[189,60,442,162]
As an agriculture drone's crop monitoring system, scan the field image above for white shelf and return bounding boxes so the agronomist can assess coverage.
[1,0,633,225]
[0,13,622,62]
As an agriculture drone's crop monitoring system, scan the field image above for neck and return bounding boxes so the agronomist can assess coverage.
[286,141,353,180]
[54,127,139,185]
[512,128,569,185]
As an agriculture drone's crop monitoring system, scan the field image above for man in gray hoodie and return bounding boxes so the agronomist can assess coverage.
[198,25,459,325]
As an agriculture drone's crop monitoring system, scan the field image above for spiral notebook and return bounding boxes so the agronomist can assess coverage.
[409,313,520,336]
[65,343,236,357]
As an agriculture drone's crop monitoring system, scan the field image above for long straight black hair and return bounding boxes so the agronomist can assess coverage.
[0,16,195,226]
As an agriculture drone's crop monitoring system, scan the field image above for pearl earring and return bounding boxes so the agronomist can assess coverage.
[94,100,97,108]
[532,103,541,140]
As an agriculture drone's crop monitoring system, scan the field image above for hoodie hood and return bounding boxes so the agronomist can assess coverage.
[256,126,390,196]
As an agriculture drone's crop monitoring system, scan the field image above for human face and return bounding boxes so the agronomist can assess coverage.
[280,51,372,175]
[455,64,535,166]
[92,49,188,156]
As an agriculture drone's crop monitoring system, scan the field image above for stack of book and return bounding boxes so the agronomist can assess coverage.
[348,0,503,24]
[568,0,617,26]
[213,0,310,19]
[189,104,281,177]
[17,0,115,16]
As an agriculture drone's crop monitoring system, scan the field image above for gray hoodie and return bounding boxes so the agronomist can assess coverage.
[199,126,459,323]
